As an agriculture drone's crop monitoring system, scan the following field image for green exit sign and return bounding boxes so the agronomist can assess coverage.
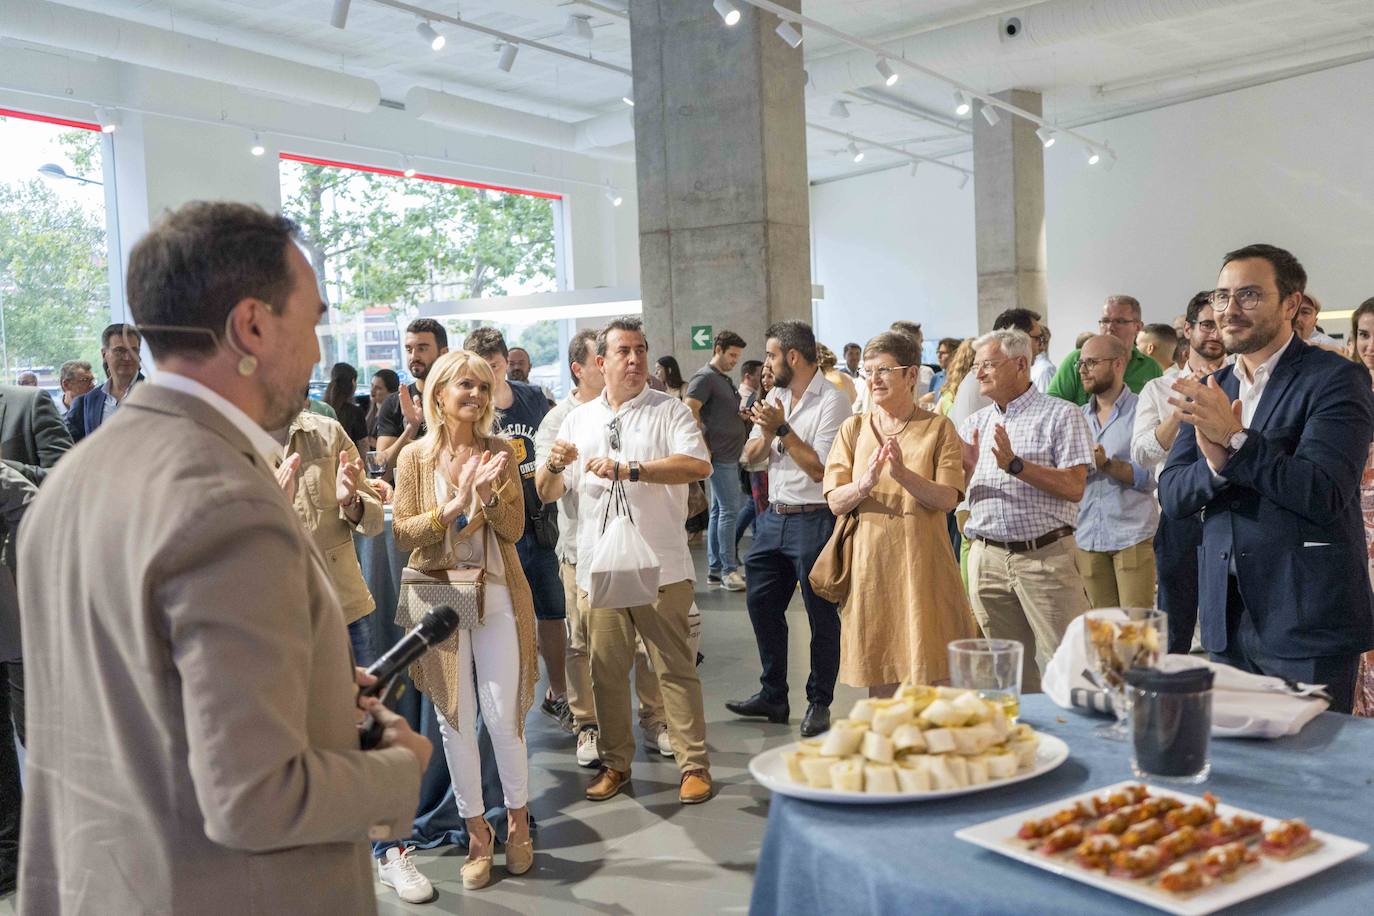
[690,325,712,350]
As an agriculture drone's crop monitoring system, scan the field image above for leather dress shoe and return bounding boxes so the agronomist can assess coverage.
[799,703,831,738]
[586,766,631,801]
[724,692,789,724]
[679,768,713,804]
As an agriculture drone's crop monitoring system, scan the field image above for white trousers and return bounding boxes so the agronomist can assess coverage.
[434,583,529,818]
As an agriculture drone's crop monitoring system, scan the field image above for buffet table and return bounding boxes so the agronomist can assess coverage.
[750,694,1374,915]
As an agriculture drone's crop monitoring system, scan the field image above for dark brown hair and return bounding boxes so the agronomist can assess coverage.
[1222,243,1307,302]
[464,326,509,359]
[126,202,300,358]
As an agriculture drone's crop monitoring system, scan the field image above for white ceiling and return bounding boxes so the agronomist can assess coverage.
[22,0,1374,182]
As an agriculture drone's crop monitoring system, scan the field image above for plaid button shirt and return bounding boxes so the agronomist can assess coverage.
[959,384,1095,542]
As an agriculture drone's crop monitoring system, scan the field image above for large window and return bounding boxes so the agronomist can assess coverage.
[0,109,113,392]
[279,155,565,391]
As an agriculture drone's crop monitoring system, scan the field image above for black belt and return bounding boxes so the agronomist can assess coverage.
[771,503,829,515]
[978,526,1074,554]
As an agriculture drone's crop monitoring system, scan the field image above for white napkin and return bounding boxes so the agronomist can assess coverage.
[1041,616,1330,739]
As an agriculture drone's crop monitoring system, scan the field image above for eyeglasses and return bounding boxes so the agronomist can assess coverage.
[1187,320,1219,333]
[973,358,1014,374]
[607,415,621,452]
[1078,357,1119,371]
[1027,331,1045,341]
[867,365,910,381]
[1210,287,1265,311]
[1098,317,1139,328]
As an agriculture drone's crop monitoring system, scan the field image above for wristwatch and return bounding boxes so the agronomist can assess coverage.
[775,422,793,440]
[1226,429,1248,453]
[628,460,642,482]
[1007,456,1025,476]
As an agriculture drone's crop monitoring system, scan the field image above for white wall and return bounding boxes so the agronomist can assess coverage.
[810,162,977,352]
[808,57,1374,361]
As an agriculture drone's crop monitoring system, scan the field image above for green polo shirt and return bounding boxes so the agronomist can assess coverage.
[1046,346,1163,406]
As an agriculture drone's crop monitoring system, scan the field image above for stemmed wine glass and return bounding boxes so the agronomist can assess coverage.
[1083,607,1167,741]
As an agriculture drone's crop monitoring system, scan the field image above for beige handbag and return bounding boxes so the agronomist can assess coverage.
[397,566,485,630]
[807,418,869,605]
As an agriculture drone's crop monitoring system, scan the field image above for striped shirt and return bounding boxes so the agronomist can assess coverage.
[959,384,1095,542]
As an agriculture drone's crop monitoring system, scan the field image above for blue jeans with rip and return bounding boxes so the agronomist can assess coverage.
[706,461,742,574]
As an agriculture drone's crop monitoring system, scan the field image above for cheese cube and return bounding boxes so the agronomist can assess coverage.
[965,755,989,786]
[923,728,957,754]
[870,700,915,736]
[891,723,927,753]
[927,755,965,790]
[951,723,999,756]
[985,751,1019,781]
[896,684,937,713]
[895,757,933,792]
[1011,737,1039,770]
[984,703,1010,742]
[951,691,988,724]
[944,755,969,787]
[783,751,807,783]
[864,764,899,794]
[849,699,879,723]
[861,730,895,764]
[798,755,835,788]
[818,722,865,757]
[919,699,966,728]
[831,758,864,792]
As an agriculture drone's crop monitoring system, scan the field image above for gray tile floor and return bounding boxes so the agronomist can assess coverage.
[375,543,864,915]
[0,542,860,916]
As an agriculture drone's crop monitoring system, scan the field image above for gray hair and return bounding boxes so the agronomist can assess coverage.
[973,328,1032,362]
[59,360,93,383]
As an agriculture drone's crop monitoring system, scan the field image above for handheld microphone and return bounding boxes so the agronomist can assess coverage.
[358,605,460,748]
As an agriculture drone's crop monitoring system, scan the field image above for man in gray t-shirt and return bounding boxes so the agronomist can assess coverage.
[685,330,750,590]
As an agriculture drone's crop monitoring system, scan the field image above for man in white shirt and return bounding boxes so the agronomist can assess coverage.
[1136,323,1180,376]
[725,321,852,737]
[536,317,715,805]
[535,330,667,770]
[1030,324,1056,394]
[1131,292,1226,653]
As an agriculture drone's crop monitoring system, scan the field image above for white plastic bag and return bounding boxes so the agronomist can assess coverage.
[586,479,661,609]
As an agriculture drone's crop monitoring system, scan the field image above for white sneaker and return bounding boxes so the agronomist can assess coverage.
[378,846,435,904]
[644,721,674,757]
[576,725,601,768]
[722,570,746,592]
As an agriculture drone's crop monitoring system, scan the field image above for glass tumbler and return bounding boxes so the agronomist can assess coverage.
[948,638,1024,721]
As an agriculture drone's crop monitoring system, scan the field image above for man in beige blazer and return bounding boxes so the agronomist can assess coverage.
[15,201,429,914]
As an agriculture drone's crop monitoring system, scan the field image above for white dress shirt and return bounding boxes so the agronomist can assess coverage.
[536,392,586,566]
[555,385,710,592]
[949,371,992,430]
[749,368,851,506]
[151,370,284,468]
[1030,353,1057,393]
[1236,331,1295,426]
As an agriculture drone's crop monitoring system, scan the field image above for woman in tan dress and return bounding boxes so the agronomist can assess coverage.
[824,331,977,697]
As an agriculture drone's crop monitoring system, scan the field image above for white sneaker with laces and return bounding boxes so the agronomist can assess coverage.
[644,722,674,757]
[576,726,601,768]
[722,570,746,592]
[378,846,435,904]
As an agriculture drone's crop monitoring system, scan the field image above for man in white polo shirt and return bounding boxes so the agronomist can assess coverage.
[726,320,852,738]
[535,317,714,805]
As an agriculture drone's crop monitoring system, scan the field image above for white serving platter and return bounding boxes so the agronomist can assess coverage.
[954,779,1368,915]
[748,733,1069,804]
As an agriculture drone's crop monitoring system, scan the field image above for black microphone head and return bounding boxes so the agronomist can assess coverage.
[418,605,461,643]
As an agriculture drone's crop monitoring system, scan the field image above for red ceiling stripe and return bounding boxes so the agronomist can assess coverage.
[0,107,102,132]
[279,152,562,201]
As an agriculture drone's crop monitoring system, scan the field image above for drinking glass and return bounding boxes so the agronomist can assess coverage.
[1082,607,1167,741]
[948,638,1023,721]
[364,450,387,478]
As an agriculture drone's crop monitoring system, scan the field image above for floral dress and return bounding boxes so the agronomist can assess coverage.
[1355,390,1374,717]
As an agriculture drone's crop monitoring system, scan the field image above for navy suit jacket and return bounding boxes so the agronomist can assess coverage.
[67,375,144,443]
[1159,339,1374,658]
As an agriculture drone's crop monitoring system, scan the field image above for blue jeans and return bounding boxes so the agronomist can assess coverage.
[347,615,377,668]
[707,461,742,574]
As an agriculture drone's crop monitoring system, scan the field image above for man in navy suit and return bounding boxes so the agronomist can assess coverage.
[67,323,142,442]
[1160,244,1374,713]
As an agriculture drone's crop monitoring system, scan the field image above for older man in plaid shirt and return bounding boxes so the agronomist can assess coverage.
[959,329,1095,693]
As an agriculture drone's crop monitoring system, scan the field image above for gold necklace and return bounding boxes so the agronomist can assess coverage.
[873,404,918,439]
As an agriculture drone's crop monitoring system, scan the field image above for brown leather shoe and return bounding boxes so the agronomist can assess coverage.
[678,768,712,805]
[586,766,630,801]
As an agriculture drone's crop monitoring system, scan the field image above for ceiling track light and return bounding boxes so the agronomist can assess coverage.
[1036,126,1056,148]
[909,161,919,177]
[953,90,971,117]
[847,140,864,163]
[565,14,594,42]
[250,132,265,156]
[498,42,519,72]
[417,21,445,51]
[330,0,351,30]
[980,102,1000,127]
[958,172,971,190]
[1085,146,1101,166]
[875,58,898,87]
[622,96,635,107]
[605,185,624,207]
[829,99,850,119]
[775,21,802,48]
[713,0,741,26]
[402,156,417,178]
[93,106,119,133]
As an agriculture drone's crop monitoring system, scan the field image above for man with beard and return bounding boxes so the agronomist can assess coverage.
[1161,244,1374,713]
[14,202,429,913]
[1048,295,1163,405]
[1132,292,1227,652]
[1072,335,1158,609]
[375,318,448,475]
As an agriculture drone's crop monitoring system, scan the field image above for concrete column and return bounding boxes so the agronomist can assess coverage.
[629,0,811,371]
[972,89,1047,333]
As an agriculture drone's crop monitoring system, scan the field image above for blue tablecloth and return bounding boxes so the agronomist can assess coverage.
[751,695,1374,915]
[354,515,519,850]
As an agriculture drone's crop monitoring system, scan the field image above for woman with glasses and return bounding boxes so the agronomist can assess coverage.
[1352,297,1374,717]
[392,350,538,891]
[823,331,977,697]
